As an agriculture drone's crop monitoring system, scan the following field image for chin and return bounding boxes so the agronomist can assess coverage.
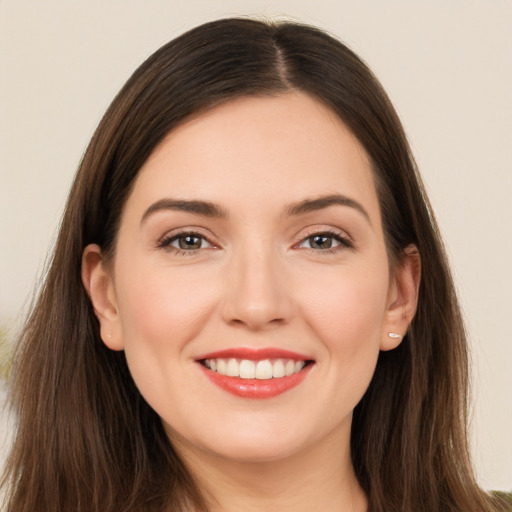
[165,418,312,465]
[203,435,307,464]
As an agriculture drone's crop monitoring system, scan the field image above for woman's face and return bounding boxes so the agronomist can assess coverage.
[84,92,417,464]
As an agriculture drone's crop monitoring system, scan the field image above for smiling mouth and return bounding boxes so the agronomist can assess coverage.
[201,357,312,380]
[196,349,315,399]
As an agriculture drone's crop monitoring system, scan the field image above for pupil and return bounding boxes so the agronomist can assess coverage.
[311,235,332,249]
[179,235,201,249]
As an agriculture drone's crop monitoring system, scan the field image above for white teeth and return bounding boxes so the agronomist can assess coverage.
[226,358,239,377]
[285,359,295,376]
[216,359,227,375]
[272,359,285,378]
[204,357,308,380]
[239,359,256,379]
[255,360,273,380]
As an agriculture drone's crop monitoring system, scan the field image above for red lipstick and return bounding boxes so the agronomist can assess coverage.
[196,348,314,399]
[196,347,310,361]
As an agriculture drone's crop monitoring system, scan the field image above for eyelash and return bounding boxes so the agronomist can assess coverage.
[157,229,354,256]
[158,230,215,256]
[295,229,354,254]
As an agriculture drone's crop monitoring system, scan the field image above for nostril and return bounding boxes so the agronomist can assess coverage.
[227,316,287,330]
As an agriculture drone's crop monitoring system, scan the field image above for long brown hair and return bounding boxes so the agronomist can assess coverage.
[2,18,508,512]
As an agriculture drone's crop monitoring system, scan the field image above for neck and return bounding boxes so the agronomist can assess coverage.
[173,425,368,512]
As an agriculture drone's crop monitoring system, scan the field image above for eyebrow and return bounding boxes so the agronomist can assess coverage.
[140,194,371,225]
[141,199,229,224]
[285,194,371,224]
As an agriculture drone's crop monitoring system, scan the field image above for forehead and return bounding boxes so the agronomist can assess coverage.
[125,92,380,222]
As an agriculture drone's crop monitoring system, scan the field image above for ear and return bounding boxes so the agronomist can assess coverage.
[81,244,124,351]
[380,244,421,351]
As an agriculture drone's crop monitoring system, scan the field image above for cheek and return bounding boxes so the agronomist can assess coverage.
[301,263,388,334]
[114,261,218,356]
[113,260,221,414]
[302,268,389,418]
[297,261,389,379]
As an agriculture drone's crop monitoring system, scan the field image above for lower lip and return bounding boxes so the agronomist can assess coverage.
[199,363,313,399]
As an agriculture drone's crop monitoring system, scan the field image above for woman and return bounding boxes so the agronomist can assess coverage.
[2,17,509,512]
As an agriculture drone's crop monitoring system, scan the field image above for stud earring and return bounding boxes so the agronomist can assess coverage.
[387,332,401,339]
[107,332,112,338]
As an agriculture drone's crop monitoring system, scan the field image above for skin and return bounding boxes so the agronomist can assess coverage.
[83,92,420,512]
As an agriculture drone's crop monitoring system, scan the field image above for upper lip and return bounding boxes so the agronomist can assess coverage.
[195,347,313,361]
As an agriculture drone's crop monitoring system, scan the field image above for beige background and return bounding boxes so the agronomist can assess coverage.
[0,0,511,491]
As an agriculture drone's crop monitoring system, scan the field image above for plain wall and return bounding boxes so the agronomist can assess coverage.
[0,0,511,491]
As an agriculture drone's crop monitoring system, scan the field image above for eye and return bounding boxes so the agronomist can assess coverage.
[158,232,213,252]
[297,231,352,251]
[173,234,207,250]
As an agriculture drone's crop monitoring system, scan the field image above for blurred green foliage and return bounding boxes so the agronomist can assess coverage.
[0,326,12,381]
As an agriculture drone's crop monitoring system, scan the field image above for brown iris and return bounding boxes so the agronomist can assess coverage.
[307,234,334,249]
[178,235,203,250]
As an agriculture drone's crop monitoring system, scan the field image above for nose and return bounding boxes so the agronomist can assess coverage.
[221,246,293,331]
